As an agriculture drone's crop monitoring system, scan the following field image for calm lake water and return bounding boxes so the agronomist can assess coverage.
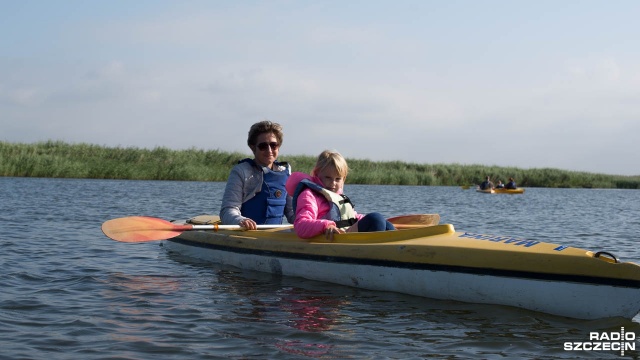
[2,177,640,359]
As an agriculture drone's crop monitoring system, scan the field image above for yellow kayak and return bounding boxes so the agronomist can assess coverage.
[164,216,640,320]
[477,188,525,194]
[494,188,525,194]
[476,188,494,194]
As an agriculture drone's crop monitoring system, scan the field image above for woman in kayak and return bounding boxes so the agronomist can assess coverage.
[286,150,395,240]
[220,121,295,230]
[505,177,517,189]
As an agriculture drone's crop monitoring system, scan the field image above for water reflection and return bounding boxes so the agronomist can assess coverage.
[99,273,182,345]
[166,252,349,357]
[278,291,342,332]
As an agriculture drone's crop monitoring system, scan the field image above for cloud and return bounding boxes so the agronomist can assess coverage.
[566,57,623,82]
[4,87,42,106]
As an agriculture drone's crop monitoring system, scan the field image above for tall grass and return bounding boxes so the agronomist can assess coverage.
[1,140,638,189]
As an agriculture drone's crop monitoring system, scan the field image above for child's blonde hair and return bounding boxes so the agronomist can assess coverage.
[311,150,349,178]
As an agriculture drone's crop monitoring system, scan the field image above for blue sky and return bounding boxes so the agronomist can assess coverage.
[2,0,639,176]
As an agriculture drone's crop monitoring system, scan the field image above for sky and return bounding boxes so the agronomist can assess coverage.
[1,1,639,176]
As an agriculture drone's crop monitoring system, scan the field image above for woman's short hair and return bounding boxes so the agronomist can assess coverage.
[247,120,284,147]
[312,150,349,178]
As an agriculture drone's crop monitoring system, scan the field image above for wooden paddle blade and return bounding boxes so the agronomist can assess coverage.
[388,214,440,226]
[101,216,193,242]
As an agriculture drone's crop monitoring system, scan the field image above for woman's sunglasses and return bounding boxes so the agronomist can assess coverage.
[256,142,279,151]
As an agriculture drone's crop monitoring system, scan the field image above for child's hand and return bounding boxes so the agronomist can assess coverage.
[324,225,345,241]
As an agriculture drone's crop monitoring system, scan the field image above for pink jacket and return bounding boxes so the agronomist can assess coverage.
[285,172,363,239]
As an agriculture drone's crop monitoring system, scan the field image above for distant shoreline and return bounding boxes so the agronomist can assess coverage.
[1,140,638,189]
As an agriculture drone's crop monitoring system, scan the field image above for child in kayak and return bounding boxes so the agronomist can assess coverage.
[285,150,395,240]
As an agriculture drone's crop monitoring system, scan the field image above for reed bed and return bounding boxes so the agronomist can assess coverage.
[1,140,638,189]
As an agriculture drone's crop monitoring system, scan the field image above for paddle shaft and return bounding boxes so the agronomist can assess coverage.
[181,224,291,231]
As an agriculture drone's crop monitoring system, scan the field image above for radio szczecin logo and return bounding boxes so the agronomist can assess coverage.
[564,327,636,356]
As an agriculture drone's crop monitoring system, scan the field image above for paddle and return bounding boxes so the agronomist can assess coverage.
[102,213,441,243]
[101,216,292,243]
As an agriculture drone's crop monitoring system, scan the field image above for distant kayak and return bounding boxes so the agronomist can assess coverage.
[476,188,495,194]
[494,188,525,194]
[476,188,524,194]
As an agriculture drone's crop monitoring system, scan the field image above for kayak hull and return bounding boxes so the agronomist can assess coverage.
[476,188,495,194]
[165,223,640,320]
[494,188,525,194]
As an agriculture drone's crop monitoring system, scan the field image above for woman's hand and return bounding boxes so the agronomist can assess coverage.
[324,225,345,241]
[239,219,257,230]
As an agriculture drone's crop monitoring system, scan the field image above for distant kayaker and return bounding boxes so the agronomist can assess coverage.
[505,177,517,189]
[479,176,494,190]
[495,180,505,189]
[220,121,295,230]
[286,150,395,240]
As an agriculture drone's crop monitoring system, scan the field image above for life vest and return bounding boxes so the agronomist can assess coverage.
[240,159,289,225]
[479,181,493,190]
[292,178,358,229]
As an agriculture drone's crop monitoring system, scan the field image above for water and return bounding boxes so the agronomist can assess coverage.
[2,177,640,359]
